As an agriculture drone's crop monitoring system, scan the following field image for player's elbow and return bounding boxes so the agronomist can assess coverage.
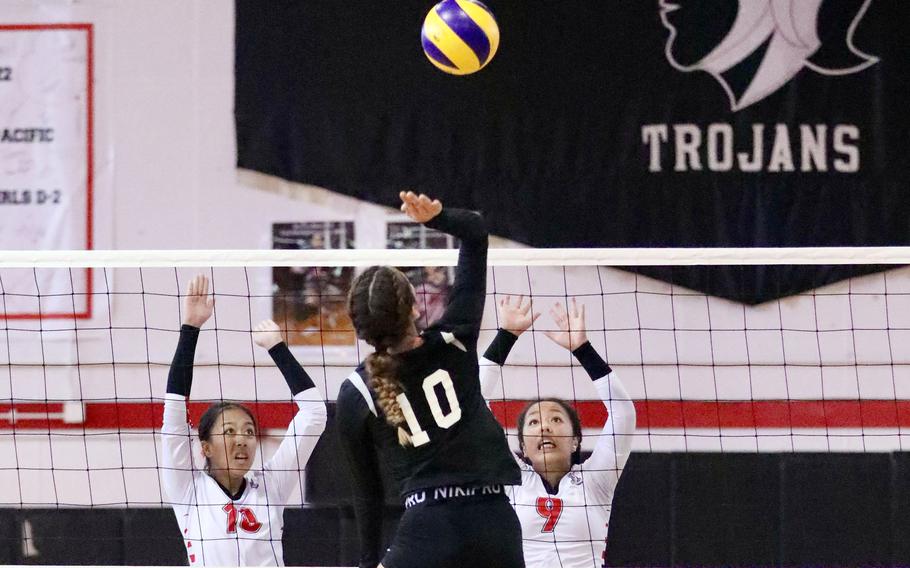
[307,402,329,434]
[453,209,488,242]
[618,405,637,435]
[470,211,489,240]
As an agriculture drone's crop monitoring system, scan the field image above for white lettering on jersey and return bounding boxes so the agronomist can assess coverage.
[397,369,463,447]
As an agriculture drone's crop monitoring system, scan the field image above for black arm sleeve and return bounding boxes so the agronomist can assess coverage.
[424,208,488,347]
[336,383,385,568]
[267,342,315,395]
[482,329,519,366]
[572,341,612,381]
[166,325,200,396]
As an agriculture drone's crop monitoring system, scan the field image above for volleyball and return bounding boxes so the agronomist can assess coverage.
[421,0,500,75]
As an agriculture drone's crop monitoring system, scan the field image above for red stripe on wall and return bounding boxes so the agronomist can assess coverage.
[490,400,910,429]
[2,400,910,430]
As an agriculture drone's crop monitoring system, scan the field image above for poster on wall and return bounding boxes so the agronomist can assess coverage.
[387,221,455,330]
[272,222,355,346]
[0,24,93,319]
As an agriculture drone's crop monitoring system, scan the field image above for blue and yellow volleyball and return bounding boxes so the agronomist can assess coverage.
[421,0,500,75]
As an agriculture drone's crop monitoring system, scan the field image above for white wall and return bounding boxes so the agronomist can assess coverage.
[1,0,908,508]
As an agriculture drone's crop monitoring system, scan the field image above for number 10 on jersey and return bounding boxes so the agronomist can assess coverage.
[396,369,462,447]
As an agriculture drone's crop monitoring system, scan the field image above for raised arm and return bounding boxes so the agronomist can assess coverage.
[480,295,540,399]
[401,191,488,347]
[544,300,636,488]
[161,275,214,504]
[337,377,387,568]
[574,345,635,474]
[253,320,328,503]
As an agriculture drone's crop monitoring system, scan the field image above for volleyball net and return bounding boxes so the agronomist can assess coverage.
[1,247,909,565]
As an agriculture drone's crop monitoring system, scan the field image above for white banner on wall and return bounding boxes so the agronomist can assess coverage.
[0,24,93,319]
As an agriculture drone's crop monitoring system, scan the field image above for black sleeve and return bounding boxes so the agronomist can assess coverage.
[267,342,315,395]
[482,329,519,366]
[166,325,200,396]
[571,341,612,381]
[336,381,385,568]
[424,207,488,348]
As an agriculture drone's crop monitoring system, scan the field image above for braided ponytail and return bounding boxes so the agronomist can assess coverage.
[348,266,418,446]
[366,350,412,446]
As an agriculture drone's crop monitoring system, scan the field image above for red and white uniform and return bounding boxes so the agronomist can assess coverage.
[160,388,326,566]
[482,362,636,568]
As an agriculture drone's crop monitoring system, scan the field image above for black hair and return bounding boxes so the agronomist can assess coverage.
[197,402,258,472]
[516,398,583,465]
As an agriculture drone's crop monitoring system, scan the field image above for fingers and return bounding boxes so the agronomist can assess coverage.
[254,319,279,332]
[498,295,536,318]
[549,303,569,331]
[400,191,419,209]
[500,295,534,311]
[399,191,442,218]
[188,274,209,297]
[399,190,413,213]
[568,298,585,329]
[553,298,585,328]
[519,296,533,315]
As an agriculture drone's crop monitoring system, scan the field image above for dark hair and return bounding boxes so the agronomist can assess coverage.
[347,266,417,445]
[516,398,583,465]
[198,402,258,471]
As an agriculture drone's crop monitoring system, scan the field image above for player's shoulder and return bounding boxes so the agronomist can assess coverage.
[517,457,535,473]
[511,466,544,498]
[419,326,472,354]
[338,365,377,417]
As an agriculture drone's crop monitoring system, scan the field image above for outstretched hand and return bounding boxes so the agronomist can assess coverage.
[252,319,284,350]
[183,274,214,328]
[497,295,540,336]
[400,191,442,224]
[544,298,588,352]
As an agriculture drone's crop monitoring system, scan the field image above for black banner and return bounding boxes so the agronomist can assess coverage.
[235,0,910,303]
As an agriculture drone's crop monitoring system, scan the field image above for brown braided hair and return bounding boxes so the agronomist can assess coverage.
[348,266,417,446]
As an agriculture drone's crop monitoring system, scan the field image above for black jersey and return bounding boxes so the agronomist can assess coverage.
[336,207,521,568]
[386,323,520,493]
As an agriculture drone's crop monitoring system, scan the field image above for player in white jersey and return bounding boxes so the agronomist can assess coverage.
[481,296,636,568]
[160,274,327,566]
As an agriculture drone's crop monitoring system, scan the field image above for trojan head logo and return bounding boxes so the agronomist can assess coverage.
[659,0,878,111]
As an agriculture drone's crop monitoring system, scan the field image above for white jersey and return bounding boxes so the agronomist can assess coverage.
[160,388,327,566]
[482,363,636,568]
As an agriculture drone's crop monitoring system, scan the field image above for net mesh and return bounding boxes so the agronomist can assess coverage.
[0,249,908,565]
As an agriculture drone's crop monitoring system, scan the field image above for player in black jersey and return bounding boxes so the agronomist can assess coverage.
[336,191,524,568]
